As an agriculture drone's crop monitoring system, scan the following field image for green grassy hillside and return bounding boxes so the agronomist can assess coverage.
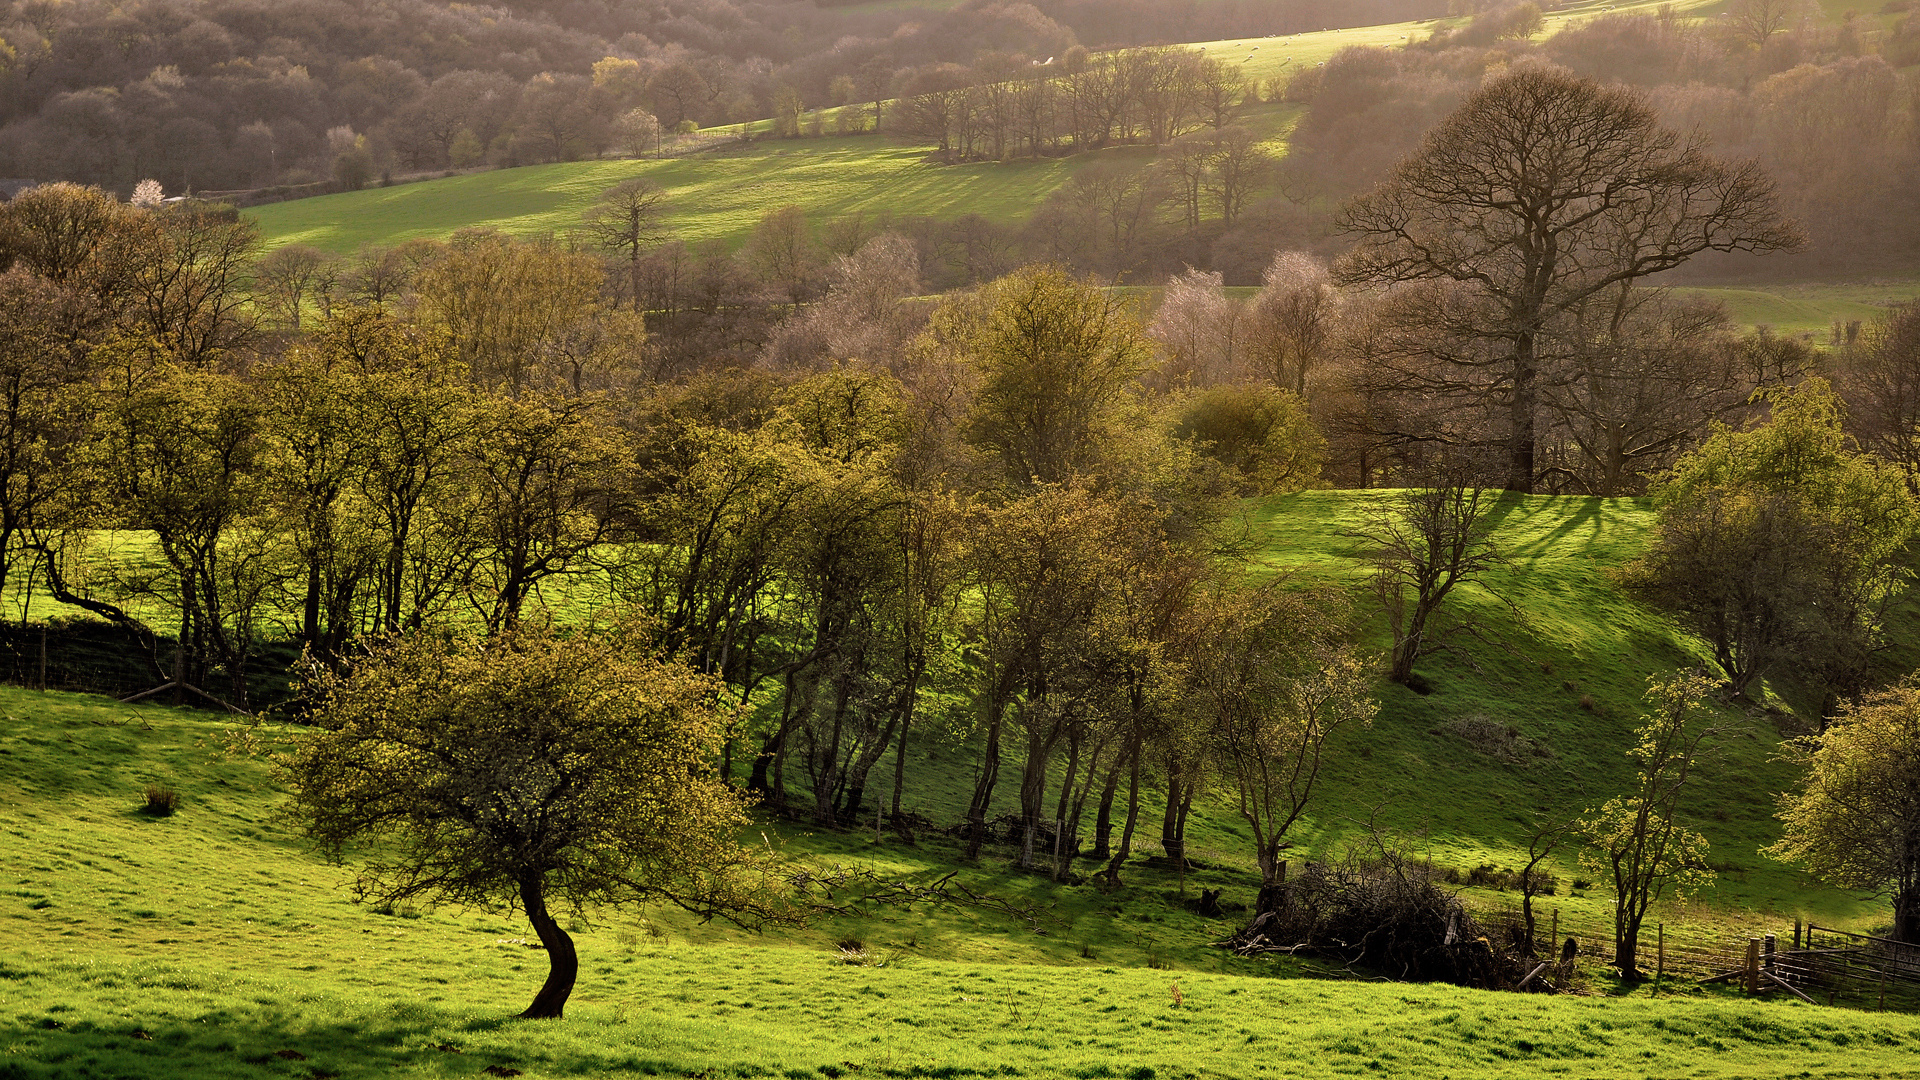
[0,646,1912,1077]
[5,493,1920,1076]
[4,493,1890,943]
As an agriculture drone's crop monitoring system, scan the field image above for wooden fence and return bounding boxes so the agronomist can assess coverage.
[1696,923,1920,1010]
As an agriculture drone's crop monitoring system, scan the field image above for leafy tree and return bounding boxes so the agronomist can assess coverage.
[412,230,604,393]
[0,270,91,605]
[463,393,622,633]
[1769,681,1920,944]
[1619,379,1918,704]
[1200,582,1374,914]
[279,620,777,1019]
[1335,65,1800,493]
[257,345,378,660]
[1172,385,1324,496]
[93,361,275,708]
[942,265,1154,487]
[1580,671,1719,978]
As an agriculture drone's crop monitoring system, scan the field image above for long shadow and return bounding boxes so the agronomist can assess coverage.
[0,1008,688,1080]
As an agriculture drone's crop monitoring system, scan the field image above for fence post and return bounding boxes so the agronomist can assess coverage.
[1551,909,1559,956]
[1656,923,1665,993]
[1764,933,1776,977]
[1794,919,1803,950]
[1746,937,1762,995]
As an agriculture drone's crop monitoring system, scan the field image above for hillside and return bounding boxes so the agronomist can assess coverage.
[4,492,1889,936]
[7,491,1920,1076]
[5,687,1918,1080]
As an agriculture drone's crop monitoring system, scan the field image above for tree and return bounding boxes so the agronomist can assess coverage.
[1580,672,1719,978]
[1148,269,1243,386]
[279,621,776,1019]
[942,265,1154,487]
[1769,681,1920,944]
[613,108,661,158]
[254,244,337,331]
[582,178,668,311]
[1727,0,1808,49]
[741,205,823,304]
[1352,470,1508,686]
[1838,303,1920,487]
[1172,385,1324,496]
[127,203,261,366]
[1246,252,1340,396]
[92,360,274,709]
[1335,66,1800,493]
[1201,583,1373,914]
[1538,289,1793,497]
[1619,379,1918,704]
[462,393,622,633]
[412,230,605,393]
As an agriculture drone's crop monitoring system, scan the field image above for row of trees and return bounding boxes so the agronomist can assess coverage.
[1,180,1364,906]
[0,0,1457,192]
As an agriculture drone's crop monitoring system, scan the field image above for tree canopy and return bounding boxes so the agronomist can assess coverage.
[278,619,779,1018]
[1335,65,1800,493]
[1769,681,1920,944]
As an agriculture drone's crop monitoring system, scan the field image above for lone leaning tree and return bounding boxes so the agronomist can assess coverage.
[279,621,779,1018]
[1335,65,1800,493]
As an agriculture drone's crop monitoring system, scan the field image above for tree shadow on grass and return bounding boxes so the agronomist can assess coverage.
[0,1007,698,1080]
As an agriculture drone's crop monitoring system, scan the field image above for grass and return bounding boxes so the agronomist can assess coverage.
[1682,279,1920,337]
[5,488,1920,1075]
[5,692,1920,1079]
[251,136,1161,256]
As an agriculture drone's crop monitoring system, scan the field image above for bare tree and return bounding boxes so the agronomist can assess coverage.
[254,244,336,331]
[1200,583,1374,915]
[1246,252,1340,396]
[1838,303,1920,488]
[1352,469,1509,687]
[1726,0,1808,49]
[582,178,669,311]
[1336,66,1800,493]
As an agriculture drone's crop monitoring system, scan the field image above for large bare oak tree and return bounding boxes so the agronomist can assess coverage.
[1334,66,1800,493]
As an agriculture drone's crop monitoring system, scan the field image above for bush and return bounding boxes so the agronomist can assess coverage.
[1226,835,1541,989]
[141,784,178,816]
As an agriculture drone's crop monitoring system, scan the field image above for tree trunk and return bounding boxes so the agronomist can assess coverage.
[518,874,577,1019]
[1099,750,1142,887]
[965,707,1004,860]
[1091,757,1122,861]
[1895,887,1920,946]
[1506,338,1537,494]
[1254,861,1288,916]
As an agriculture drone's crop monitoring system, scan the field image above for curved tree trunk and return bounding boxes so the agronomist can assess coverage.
[518,874,577,1019]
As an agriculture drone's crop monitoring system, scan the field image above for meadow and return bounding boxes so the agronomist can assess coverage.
[2,676,1917,1080]
[3,494,1891,953]
[2,493,1914,1077]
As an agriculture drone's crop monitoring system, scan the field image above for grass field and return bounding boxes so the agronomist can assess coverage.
[0,667,1914,1078]
[5,492,1918,1076]
[4,494,1892,940]
[249,98,1310,258]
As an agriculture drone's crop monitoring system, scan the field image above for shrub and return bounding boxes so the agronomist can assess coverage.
[1226,834,1540,989]
[141,785,178,816]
